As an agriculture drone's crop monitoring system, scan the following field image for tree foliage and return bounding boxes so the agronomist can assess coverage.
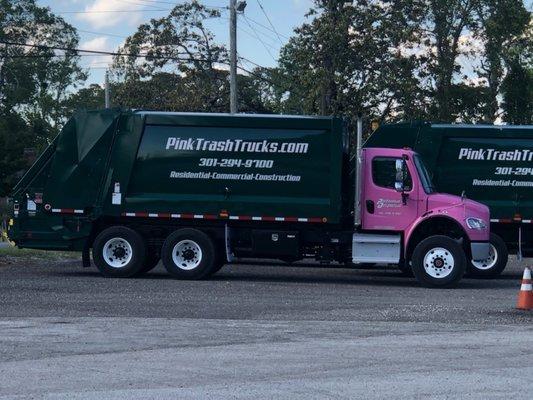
[273,0,531,123]
[0,0,85,196]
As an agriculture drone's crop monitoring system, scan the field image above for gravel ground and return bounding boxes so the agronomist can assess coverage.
[0,257,531,399]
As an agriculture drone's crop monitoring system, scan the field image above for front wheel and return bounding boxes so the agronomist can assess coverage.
[469,233,508,278]
[411,235,466,287]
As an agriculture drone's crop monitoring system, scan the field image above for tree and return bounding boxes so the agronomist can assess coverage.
[62,84,105,116]
[501,30,533,124]
[0,113,34,197]
[409,0,482,121]
[0,0,85,195]
[501,62,532,124]
[274,1,425,120]
[475,0,530,122]
[113,1,229,111]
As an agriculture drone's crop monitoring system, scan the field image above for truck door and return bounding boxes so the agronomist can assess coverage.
[362,152,419,231]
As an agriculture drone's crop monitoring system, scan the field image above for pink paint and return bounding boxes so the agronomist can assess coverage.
[362,148,490,250]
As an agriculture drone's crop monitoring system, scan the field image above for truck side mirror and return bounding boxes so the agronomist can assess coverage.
[394,159,406,193]
[395,158,409,205]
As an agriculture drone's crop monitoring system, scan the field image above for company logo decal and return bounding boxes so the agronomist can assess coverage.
[377,198,402,209]
[165,137,309,154]
[458,148,533,162]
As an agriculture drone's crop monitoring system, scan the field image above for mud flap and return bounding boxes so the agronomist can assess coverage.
[225,224,235,263]
[82,241,91,268]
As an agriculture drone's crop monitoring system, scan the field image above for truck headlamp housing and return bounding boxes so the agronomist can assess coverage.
[466,217,487,230]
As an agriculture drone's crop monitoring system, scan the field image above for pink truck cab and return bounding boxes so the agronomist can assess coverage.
[352,146,490,286]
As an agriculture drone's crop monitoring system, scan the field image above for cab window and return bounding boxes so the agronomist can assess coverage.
[372,157,412,191]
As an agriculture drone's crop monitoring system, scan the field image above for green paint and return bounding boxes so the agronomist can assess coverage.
[8,110,346,250]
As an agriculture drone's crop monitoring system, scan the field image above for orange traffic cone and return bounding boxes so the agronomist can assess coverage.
[516,267,533,310]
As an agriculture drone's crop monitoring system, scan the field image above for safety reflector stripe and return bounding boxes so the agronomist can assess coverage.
[51,208,84,214]
[490,218,533,224]
[121,212,326,223]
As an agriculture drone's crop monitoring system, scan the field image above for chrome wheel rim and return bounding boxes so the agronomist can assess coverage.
[172,240,202,270]
[103,238,133,268]
[471,244,497,270]
[423,247,454,279]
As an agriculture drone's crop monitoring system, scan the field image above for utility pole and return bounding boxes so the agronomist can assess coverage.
[320,0,337,116]
[104,70,110,109]
[229,1,246,114]
[229,0,237,114]
[320,1,352,115]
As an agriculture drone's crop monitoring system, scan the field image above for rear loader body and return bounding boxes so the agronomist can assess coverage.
[8,110,490,287]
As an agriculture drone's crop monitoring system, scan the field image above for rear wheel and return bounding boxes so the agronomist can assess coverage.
[411,235,466,287]
[161,228,217,279]
[93,226,146,278]
[469,233,508,278]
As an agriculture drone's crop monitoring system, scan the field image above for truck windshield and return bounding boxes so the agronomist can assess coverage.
[414,154,436,194]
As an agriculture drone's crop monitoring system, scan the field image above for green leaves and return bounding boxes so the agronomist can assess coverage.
[113,2,226,79]
[0,0,84,196]
[274,0,531,123]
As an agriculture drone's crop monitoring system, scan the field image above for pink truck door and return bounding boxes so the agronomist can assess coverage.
[362,150,419,231]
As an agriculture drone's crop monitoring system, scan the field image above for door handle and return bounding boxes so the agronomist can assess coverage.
[366,200,374,214]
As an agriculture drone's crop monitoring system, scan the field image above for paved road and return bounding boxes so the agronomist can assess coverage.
[0,258,532,399]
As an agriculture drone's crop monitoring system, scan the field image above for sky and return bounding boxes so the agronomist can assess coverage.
[39,0,316,87]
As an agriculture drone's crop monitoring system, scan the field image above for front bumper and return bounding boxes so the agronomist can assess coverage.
[471,241,490,261]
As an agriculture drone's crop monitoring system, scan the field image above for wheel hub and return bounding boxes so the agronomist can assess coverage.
[433,257,444,268]
[423,247,454,279]
[172,240,203,270]
[102,237,133,268]
[182,249,196,261]
[113,247,127,259]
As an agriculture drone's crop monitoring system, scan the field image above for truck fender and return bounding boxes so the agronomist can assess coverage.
[404,214,468,260]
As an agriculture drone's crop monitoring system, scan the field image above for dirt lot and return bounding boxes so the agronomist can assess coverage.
[0,256,531,399]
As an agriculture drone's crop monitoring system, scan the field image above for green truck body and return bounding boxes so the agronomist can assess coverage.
[366,122,533,256]
[7,110,493,286]
[9,109,347,251]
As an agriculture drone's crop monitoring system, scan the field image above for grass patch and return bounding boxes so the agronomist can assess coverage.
[0,244,80,265]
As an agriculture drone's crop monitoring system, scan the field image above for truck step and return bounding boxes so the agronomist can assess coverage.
[352,233,401,264]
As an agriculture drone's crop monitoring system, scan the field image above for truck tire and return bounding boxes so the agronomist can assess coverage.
[161,228,217,279]
[469,233,508,278]
[411,235,466,287]
[93,226,146,278]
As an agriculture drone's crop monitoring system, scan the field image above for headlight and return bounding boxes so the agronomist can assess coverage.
[466,217,487,230]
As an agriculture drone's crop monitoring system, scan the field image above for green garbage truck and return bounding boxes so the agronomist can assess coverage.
[366,121,533,277]
[7,110,491,287]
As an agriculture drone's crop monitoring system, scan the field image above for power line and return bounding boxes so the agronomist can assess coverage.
[56,2,227,14]
[56,8,171,14]
[255,0,284,45]
[218,16,279,47]
[115,0,165,10]
[238,54,267,70]
[0,40,275,85]
[245,15,290,40]
[237,24,279,51]
[115,0,165,11]
[77,29,128,39]
[114,0,227,8]
[242,15,277,61]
